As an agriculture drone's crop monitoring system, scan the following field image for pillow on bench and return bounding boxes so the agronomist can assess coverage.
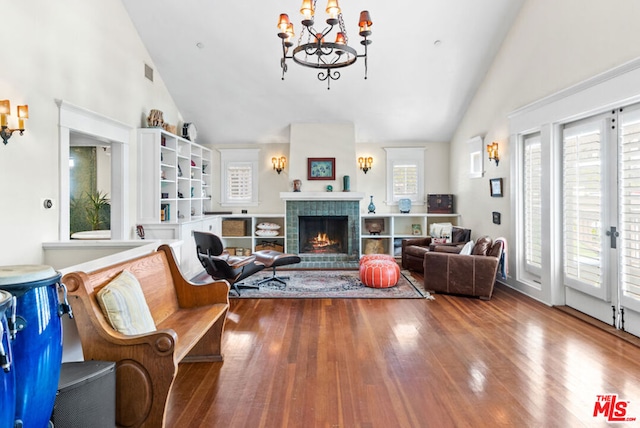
[97,270,157,335]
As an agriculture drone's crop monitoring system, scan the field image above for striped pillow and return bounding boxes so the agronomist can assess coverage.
[97,270,156,335]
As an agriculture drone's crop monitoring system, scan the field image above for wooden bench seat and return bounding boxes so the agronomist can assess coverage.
[62,244,230,428]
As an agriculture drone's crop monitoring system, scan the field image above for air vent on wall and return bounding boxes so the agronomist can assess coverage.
[144,63,154,82]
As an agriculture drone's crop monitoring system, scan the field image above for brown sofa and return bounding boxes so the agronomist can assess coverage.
[401,227,471,273]
[423,236,504,300]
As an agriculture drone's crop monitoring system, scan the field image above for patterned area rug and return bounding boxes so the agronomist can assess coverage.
[229,269,431,299]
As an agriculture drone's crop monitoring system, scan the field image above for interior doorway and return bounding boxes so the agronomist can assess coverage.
[58,100,131,240]
[69,134,112,236]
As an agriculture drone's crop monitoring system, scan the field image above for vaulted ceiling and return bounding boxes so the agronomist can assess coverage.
[121,0,525,145]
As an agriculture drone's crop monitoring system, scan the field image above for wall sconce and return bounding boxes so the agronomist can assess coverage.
[487,142,499,166]
[0,100,28,145]
[272,156,286,174]
[358,156,373,173]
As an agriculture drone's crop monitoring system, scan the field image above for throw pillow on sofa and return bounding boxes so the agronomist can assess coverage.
[459,240,475,255]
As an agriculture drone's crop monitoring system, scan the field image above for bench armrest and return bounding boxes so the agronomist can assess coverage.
[157,244,231,308]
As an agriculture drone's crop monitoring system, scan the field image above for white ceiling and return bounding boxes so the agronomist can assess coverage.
[121,0,525,145]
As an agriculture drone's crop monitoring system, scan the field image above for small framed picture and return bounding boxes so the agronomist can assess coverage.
[492,211,501,225]
[308,157,336,180]
[412,224,422,235]
[490,178,503,197]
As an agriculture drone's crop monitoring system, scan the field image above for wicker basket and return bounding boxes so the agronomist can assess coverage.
[255,241,284,252]
[222,219,248,236]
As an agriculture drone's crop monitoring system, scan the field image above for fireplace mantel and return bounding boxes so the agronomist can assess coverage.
[280,192,365,201]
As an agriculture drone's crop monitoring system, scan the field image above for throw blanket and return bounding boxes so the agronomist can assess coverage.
[495,237,508,280]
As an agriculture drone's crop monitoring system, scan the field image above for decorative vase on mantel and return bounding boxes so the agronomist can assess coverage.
[368,195,376,214]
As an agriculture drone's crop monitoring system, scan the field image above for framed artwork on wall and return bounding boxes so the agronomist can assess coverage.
[490,178,503,197]
[307,157,336,180]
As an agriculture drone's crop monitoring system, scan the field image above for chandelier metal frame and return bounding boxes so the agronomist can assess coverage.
[277,0,372,89]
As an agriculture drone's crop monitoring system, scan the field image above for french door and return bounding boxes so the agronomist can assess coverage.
[563,105,640,337]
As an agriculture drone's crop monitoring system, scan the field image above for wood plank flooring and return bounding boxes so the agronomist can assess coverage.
[167,281,640,427]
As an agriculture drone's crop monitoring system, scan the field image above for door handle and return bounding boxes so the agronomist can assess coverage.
[606,226,620,248]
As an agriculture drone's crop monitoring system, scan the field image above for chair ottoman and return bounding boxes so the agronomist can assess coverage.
[253,250,301,285]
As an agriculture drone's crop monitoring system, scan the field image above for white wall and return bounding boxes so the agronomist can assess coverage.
[0,0,181,264]
[449,0,640,302]
[210,123,450,216]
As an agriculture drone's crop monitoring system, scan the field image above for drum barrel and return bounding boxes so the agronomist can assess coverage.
[0,267,66,428]
[0,289,15,428]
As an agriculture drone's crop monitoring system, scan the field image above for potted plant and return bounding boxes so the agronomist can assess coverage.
[86,190,110,230]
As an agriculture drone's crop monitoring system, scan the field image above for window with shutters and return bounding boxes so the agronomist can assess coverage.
[619,111,640,301]
[384,147,425,204]
[219,149,259,206]
[523,133,542,277]
[562,118,604,289]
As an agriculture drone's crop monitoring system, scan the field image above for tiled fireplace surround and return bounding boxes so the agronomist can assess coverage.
[284,196,362,269]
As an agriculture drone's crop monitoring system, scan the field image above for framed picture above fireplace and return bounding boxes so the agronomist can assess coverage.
[308,157,336,180]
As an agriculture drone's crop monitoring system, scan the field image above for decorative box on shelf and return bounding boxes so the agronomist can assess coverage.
[427,194,454,214]
[222,219,248,236]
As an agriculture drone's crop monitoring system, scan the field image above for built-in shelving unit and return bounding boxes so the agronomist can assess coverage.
[360,213,461,257]
[219,214,286,255]
[137,128,212,224]
[136,128,215,279]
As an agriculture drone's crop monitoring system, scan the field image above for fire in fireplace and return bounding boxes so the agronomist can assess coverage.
[299,215,348,254]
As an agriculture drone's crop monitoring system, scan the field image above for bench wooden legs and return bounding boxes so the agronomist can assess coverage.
[184,310,227,363]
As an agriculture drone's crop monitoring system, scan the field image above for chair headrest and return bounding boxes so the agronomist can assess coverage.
[193,231,224,256]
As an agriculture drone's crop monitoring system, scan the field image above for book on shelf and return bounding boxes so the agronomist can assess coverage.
[161,203,170,221]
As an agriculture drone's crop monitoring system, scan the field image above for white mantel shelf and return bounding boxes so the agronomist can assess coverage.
[280,192,366,201]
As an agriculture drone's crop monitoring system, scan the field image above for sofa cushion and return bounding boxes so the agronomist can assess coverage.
[472,236,492,256]
[429,222,453,242]
[97,270,157,335]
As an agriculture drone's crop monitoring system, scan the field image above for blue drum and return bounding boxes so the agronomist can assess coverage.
[0,290,15,428]
[0,265,72,428]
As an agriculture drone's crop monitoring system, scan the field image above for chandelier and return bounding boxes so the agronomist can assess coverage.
[277,0,373,89]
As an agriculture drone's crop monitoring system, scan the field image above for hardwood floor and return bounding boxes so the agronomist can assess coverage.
[167,280,640,427]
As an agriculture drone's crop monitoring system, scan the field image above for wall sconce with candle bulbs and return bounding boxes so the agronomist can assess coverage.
[358,156,373,173]
[0,100,28,145]
[272,156,286,174]
[487,142,499,166]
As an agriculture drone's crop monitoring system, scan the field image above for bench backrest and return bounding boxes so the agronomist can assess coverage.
[71,250,181,326]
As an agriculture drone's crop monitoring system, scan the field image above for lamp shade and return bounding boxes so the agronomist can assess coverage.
[326,0,341,17]
[277,14,290,33]
[335,32,346,45]
[359,10,372,36]
[17,105,28,119]
[0,100,10,115]
[300,0,314,19]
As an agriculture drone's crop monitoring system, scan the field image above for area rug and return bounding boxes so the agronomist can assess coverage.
[230,269,432,299]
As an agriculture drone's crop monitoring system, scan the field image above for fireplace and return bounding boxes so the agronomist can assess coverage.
[281,192,364,268]
[299,216,348,254]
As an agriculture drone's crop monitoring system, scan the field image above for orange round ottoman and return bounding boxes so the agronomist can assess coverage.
[360,259,400,288]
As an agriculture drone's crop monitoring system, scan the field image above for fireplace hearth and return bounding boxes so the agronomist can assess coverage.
[281,192,364,268]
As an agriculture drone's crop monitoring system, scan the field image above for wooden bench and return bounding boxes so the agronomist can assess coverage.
[62,244,230,428]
